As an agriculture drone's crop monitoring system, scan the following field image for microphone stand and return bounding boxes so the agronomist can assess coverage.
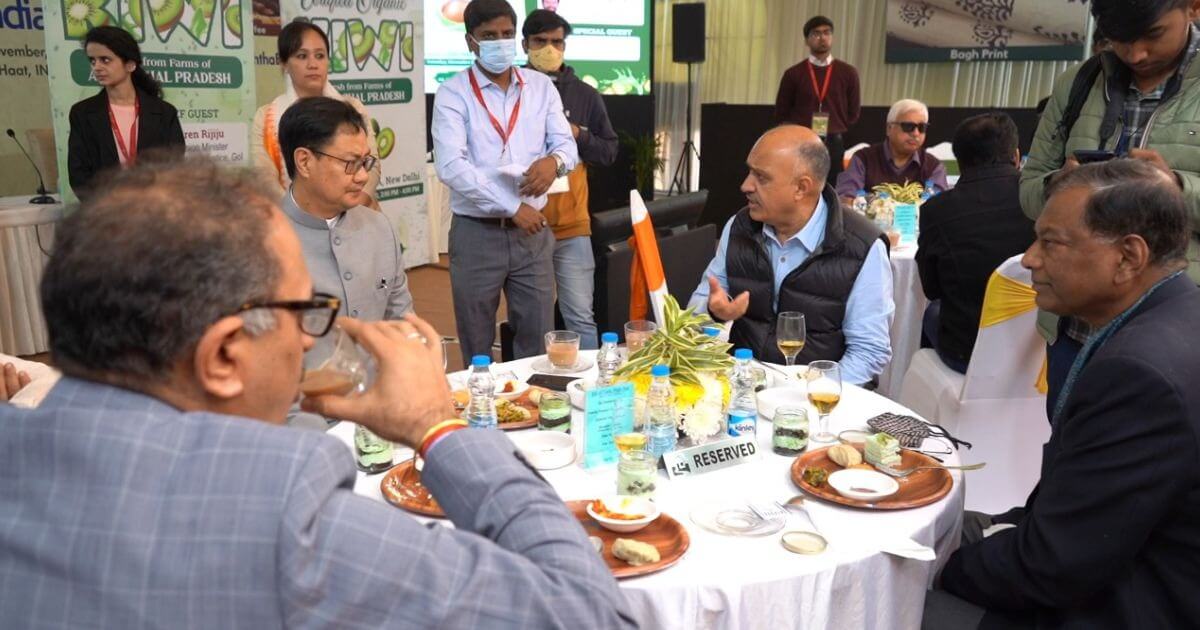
[6,129,57,204]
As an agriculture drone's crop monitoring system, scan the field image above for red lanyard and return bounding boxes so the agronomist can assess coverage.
[108,96,140,165]
[468,67,524,150]
[807,61,834,111]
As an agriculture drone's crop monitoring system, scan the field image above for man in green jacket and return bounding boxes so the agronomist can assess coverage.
[1020,0,1200,413]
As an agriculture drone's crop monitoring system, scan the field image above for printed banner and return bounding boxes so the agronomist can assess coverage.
[0,0,54,197]
[885,0,1088,63]
[42,0,257,200]
[280,0,430,267]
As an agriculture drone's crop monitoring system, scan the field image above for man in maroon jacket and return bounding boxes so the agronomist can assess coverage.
[774,15,861,180]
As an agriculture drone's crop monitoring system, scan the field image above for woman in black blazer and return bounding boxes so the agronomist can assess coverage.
[68,26,185,198]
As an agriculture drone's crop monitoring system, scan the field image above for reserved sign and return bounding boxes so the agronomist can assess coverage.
[663,435,759,479]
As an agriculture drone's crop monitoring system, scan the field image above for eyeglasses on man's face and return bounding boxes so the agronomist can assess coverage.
[892,121,928,134]
[310,149,378,175]
[235,292,341,337]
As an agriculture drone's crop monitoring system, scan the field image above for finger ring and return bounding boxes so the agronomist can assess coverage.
[406,333,424,341]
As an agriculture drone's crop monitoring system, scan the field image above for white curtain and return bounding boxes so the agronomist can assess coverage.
[652,0,1091,192]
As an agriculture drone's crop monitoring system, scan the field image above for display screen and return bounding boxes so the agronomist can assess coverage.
[424,0,652,95]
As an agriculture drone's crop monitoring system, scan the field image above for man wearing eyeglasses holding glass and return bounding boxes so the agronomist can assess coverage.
[278,97,414,428]
[836,98,949,204]
[0,158,636,628]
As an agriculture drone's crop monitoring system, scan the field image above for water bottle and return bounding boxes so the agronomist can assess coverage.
[466,355,497,429]
[852,189,868,215]
[595,332,622,387]
[923,179,939,197]
[643,364,677,458]
[727,348,758,438]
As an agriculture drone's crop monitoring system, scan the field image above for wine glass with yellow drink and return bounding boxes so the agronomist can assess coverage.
[776,312,806,366]
[806,360,841,443]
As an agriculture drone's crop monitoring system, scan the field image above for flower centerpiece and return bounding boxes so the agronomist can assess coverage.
[614,296,735,444]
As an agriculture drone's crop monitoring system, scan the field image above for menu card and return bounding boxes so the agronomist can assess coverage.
[582,382,635,469]
[894,203,918,245]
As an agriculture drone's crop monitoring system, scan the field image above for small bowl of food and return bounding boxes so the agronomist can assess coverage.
[827,469,899,502]
[586,495,660,533]
[494,379,529,400]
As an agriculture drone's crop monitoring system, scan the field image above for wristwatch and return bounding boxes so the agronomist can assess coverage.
[552,153,568,177]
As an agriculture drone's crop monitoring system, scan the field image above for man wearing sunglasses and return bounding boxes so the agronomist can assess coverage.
[0,159,636,628]
[278,97,414,428]
[836,98,948,203]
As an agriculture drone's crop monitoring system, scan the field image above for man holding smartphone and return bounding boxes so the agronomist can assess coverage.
[1021,0,1200,414]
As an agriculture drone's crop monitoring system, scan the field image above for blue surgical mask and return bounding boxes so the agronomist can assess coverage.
[471,36,516,74]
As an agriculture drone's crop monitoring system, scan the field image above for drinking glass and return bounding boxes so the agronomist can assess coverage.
[537,391,571,432]
[616,449,657,497]
[300,327,394,473]
[624,320,658,355]
[776,312,807,366]
[806,360,841,443]
[545,330,581,369]
[299,326,368,397]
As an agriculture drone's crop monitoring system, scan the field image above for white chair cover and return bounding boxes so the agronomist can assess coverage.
[898,255,1050,513]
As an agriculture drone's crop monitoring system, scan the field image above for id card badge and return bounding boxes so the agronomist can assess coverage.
[811,113,830,138]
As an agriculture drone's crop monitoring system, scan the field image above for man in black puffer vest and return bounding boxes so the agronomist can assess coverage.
[689,125,894,385]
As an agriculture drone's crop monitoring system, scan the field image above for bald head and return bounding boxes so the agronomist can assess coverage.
[754,125,831,186]
[741,124,831,238]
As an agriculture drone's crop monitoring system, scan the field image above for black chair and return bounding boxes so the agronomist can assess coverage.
[499,190,713,361]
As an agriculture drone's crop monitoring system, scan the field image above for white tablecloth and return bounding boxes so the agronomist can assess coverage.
[879,244,928,400]
[0,196,65,356]
[327,354,965,630]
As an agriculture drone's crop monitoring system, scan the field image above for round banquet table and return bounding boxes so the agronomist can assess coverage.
[0,195,66,356]
[879,243,928,400]
[326,352,965,630]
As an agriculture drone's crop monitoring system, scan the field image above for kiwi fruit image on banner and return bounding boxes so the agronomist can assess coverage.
[349,21,375,66]
[148,0,185,34]
[378,21,398,68]
[64,0,113,38]
[376,128,395,160]
[225,4,241,38]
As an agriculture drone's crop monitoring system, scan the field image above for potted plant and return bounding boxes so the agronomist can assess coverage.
[619,131,666,201]
[615,296,734,445]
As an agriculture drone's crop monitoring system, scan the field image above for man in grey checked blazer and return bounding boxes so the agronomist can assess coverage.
[0,160,637,629]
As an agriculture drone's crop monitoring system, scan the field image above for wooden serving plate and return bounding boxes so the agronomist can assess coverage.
[450,387,545,431]
[790,445,953,510]
[380,458,446,518]
[568,500,690,579]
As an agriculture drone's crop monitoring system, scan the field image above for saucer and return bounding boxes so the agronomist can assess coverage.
[531,356,595,374]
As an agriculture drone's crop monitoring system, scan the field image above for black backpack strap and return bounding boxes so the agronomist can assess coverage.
[1052,55,1104,144]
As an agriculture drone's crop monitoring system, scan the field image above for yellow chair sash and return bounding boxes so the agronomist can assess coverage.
[978,271,1037,328]
[977,270,1048,394]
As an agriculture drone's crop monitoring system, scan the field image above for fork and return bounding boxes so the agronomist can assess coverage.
[877,462,986,478]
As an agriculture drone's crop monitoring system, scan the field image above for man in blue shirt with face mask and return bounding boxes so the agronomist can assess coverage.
[433,0,579,364]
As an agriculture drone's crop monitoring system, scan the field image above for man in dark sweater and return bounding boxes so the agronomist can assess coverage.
[774,15,861,180]
[836,98,948,203]
[916,112,1034,373]
[922,160,1200,629]
[522,9,618,350]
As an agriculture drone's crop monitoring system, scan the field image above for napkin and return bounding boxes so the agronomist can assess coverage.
[804,503,937,562]
[496,163,554,210]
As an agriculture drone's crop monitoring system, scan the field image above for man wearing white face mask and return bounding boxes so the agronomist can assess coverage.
[433,0,579,364]
[522,9,617,351]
